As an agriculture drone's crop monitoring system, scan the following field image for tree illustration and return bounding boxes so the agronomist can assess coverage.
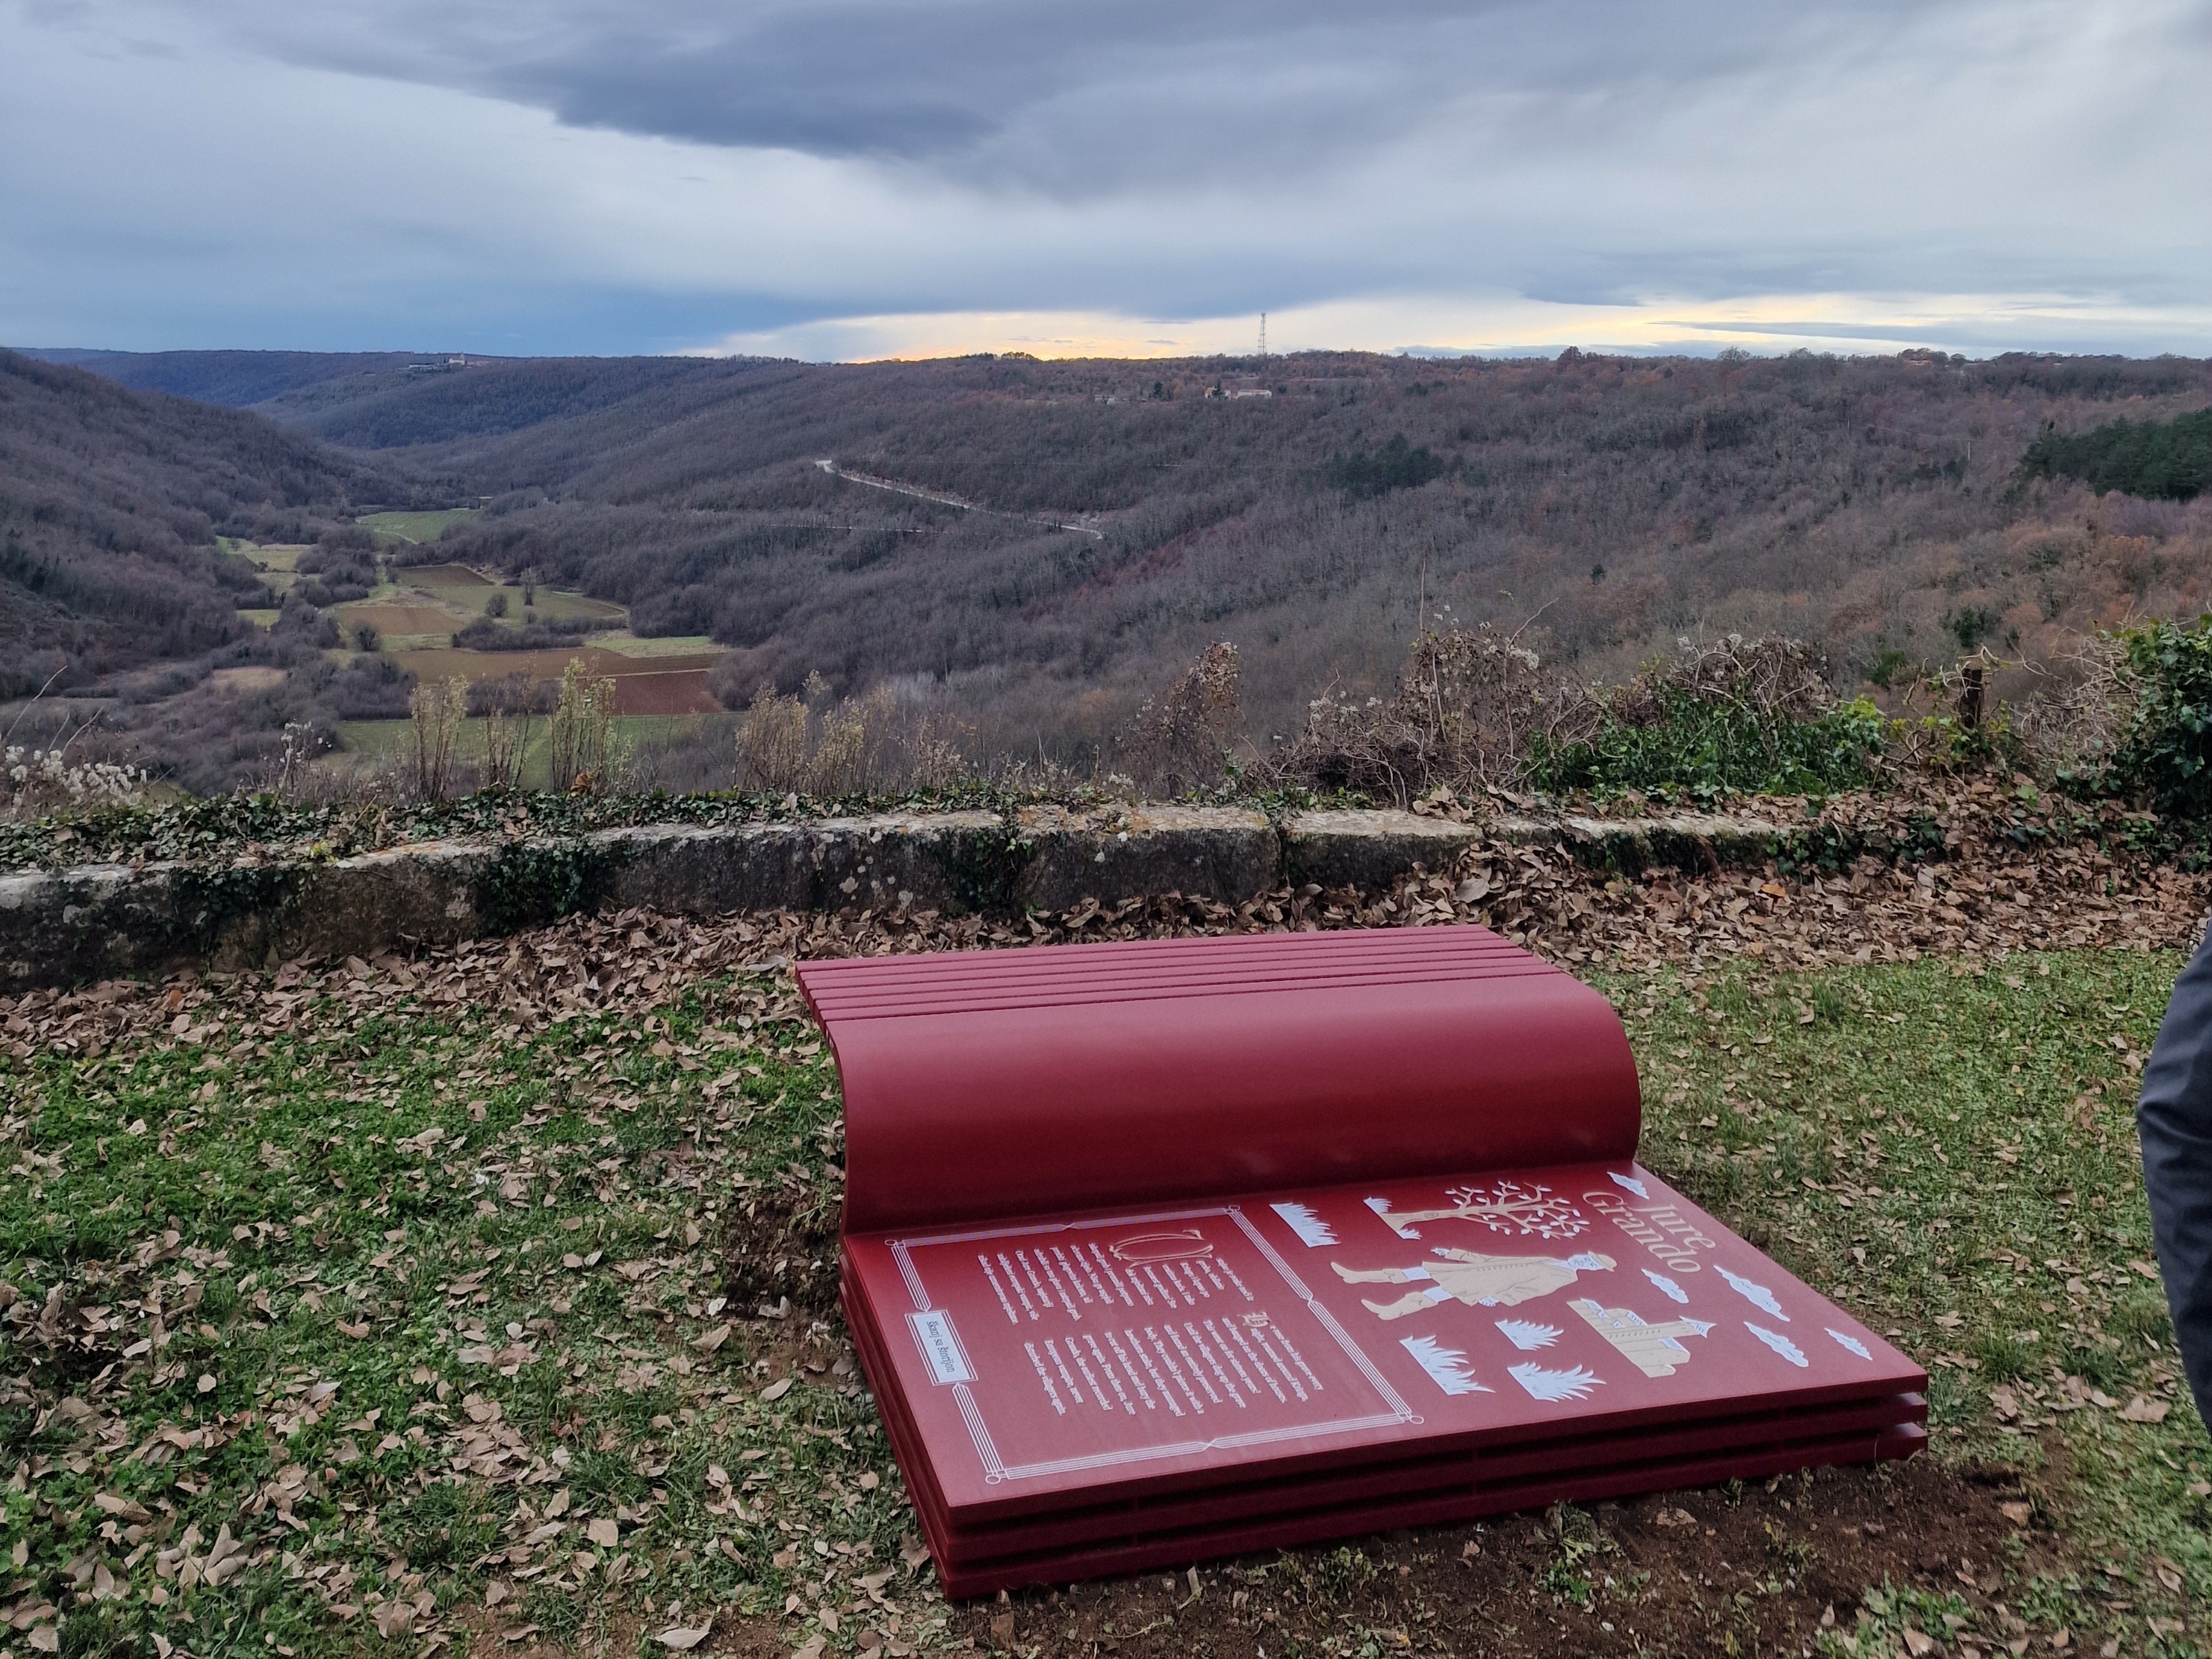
[1367,1181,1588,1241]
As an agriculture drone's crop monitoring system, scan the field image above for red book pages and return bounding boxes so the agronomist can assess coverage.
[796,928,1924,1595]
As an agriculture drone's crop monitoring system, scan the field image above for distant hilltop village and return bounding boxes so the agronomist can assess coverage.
[1094,373,1276,404]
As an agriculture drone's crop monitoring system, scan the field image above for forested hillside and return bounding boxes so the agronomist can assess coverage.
[13,343,2212,785]
[0,350,393,696]
[2019,407,2212,503]
[299,348,2212,753]
[13,348,449,409]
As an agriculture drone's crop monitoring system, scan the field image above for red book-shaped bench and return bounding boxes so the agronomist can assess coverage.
[796,925,1923,1596]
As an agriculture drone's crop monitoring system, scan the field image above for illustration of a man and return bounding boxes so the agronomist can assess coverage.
[1333,1248,1617,1321]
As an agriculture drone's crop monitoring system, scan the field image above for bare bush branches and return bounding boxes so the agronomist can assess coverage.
[734,674,975,797]
[1603,635,1835,730]
[547,662,623,794]
[1266,630,1890,804]
[406,678,467,801]
[1267,625,1583,805]
[2007,637,2130,780]
[1122,643,1243,795]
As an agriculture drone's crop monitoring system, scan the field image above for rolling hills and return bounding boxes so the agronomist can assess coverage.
[12,343,2212,790]
[0,349,395,698]
[275,348,2212,752]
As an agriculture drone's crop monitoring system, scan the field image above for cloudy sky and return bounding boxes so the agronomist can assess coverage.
[3,0,2208,360]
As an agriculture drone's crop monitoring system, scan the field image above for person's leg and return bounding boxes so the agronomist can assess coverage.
[2139,915,2212,1425]
[1333,1263,1424,1285]
[1360,1292,1435,1321]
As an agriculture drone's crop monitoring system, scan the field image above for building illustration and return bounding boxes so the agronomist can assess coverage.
[1568,1297,1715,1376]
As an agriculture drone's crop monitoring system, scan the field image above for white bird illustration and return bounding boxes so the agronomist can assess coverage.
[1718,1265,1787,1319]
[1745,1323,1808,1367]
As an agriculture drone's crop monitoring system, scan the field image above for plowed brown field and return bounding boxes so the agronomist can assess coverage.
[341,605,459,637]
[607,669,719,714]
[390,645,723,682]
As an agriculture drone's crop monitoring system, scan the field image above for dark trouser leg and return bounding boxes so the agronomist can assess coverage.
[2139,916,2212,1425]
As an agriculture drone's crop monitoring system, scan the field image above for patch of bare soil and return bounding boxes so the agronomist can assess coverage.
[452,1456,2046,1658]
[937,1457,2042,1659]
[723,1186,842,1320]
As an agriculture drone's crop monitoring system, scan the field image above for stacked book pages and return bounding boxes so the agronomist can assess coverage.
[796,926,1924,1595]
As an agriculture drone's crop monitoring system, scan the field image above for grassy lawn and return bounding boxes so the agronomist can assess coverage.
[516,594,627,626]
[357,511,481,545]
[1613,950,2210,1651]
[3,942,2206,1656]
[218,541,311,575]
[591,638,723,662]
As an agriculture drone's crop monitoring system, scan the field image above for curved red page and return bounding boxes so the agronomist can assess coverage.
[799,926,1642,1233]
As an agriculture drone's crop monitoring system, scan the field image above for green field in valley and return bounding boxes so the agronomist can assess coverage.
[335,714,713,783]
[213,529,729,732]
[357,510,481,545]
[590,637,721,660]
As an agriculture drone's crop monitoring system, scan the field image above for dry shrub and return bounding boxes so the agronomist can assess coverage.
[1867,639,2126,781]
[735,674,974,797]
[407,678,468,801]
[2008,635,2129,779]
[477,678,541,795]
[1269,630,1891,804]
[463,670,560,791]
[3,744,148,819]
[1601,635,1834,729]
[901,718,974,794]
[1530,635,1885,799]
[1121,643,1243,795]
[547,662,623,794]
[267,721,319,802]
[1268,625,1581,805]
[807,689,884,796]
[736,685,810,795]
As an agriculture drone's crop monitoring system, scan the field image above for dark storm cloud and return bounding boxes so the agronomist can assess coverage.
[202,0,1921,190]
[4,0,2208,354]
[229,0,1457,157]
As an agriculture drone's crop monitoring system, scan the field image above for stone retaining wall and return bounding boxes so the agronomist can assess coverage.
[0,806,1787,989]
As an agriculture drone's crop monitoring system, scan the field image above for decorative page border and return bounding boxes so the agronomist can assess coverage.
[886,1206,1417,1484]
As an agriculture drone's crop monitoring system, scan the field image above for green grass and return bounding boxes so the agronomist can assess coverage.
[1609,948,2211,1652]
[220,541,312,573]
[592,635,721,661]
[513,592,625,624]
[2,967,916,1656]
[3,946,2206,1656]
[357,510,479,545]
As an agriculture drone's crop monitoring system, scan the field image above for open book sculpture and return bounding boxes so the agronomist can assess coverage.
[795,925,1923,1596]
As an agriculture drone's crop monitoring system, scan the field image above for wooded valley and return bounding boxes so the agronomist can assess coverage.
[6,342,2210,791]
